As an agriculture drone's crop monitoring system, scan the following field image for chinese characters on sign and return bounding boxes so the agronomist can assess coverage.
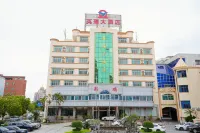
[85,10,122,31]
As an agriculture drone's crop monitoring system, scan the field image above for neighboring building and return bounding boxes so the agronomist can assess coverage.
[3,76,26,96]
[0,74,5,96]
[34,86,46,102]
[157,54,200,121]
[46,10,159,119]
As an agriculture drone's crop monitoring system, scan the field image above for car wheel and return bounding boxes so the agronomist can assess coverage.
[193,129,198,133]
[156,129,161,131]
[179,127,184,131]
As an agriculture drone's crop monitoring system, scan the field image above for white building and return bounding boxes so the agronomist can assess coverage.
[0,74,5,96]
[46,10,159,119]
[34,86,46,102]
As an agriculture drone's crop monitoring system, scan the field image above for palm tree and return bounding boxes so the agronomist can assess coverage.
[184,109,194,116]
[53,93,64,120]
[39,96,47,111]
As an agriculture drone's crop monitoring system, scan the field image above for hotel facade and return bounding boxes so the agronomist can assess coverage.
[46,10,159,119]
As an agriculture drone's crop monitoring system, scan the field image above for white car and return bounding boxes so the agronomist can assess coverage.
[111,120,121,126]
[175,122,194,131]
[102,116,116,121]
[138,123,166,132]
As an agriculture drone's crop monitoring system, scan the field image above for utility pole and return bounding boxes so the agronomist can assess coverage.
[63,28,67,40]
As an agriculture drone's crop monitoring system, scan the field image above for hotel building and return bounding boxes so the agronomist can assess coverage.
[46,11,159,119]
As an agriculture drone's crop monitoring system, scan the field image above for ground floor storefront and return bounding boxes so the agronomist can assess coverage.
[48,106,155,119]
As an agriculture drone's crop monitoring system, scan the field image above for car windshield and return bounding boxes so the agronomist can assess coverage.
[24,121,31,124]
[12,126,20,130]
[0,127,9,131]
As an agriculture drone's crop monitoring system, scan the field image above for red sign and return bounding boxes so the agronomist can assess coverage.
[98,10,108,18]
[86,19,121,25]
[112,87,118,92]
[94,86,98,91]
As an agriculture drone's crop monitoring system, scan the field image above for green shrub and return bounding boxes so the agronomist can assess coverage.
[120,113,127,119]
[83,121,90,129]
[0,120,5,125]
[148,115,153,121]
[185,115,196,122]
[72,121,83,131]
[143,121,153,132]
[152,131,165,133]
[61,116,64,120]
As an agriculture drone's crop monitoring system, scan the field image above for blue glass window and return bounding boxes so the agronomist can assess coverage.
[51,80,60,86]
[179,85,189,92]
[181,101,191,109]
[133,81,142,87]
[119,70,128,75]
[67,96,74,100]
[126,96,132,101]
[66,58,74,63]
[75,96,82,100]
[132,59,140,64]
[54,46,62,52]
[118,48,127,54]
[52,68,61,74]
[80,36,88,42]
[120,81,128,86]
[119,58,128,64]
[133,96,139,101]
[144,59,152,65]
[143,48,151,54]
[177,70,187,78]
[80,47,88,52]
[82,96,88,100]
[132,70,141,76]
[162,94,174,100]
[53,57,62,63]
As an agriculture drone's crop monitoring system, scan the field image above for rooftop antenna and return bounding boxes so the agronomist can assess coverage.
[63,28,67,40]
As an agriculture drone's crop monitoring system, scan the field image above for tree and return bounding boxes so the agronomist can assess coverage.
[6,98,23,116]
[185,109,196,122]
[53,93,64,120]
[39,96,47,111]
[124,114,139,133]
[143,121,153,132]
[72,121,83,131]
[0,97,7,120]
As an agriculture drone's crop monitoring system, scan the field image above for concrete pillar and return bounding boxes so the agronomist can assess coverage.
[73,107,76,118]
[115,107,119,118]
[92,107,94,119]
[98,107,100,119]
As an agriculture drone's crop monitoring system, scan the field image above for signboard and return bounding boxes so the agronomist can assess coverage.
[85,10,122,31]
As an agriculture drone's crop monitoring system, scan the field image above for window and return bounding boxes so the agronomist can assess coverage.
[177,70,187,78]
[82,96,88,100]
[53,57,62,63]
[132,70,141,76]
[118,48,127,54]
[146,82,154,88]
[181,101,191,109]
[133,81,142,87]
[54,46,62,52]
[61,108,73,116]
[157,66,164,69]
[64,69,74,74]
[147,96,153,101]
[179,85,189,92]
[162,94,174,100]
[80,47,88,52]
[131,48,139,54]
[66,58,74,63]
[80,36,88,42]
[119,70,128,76]
[126,96,132,101]
[64,80,73,86]
[133,96,140,101]
[143,48,151,54]
[119,58,128,64]
[145,70,153,76]
[111,95,119,100]
[78,81,87,86]
[195,60,200,65]
[75,96,82,100]
[118,38,127,43]
[79,69,88,75]
[80,58,88,63]
[52,68,61,74]
[51,80,60,86]
[144,59,152,65]
[132,59,140,64]
[65,47,75,52]
[140,96,146,101]
[67,96,74,100]
[120,81,128,86]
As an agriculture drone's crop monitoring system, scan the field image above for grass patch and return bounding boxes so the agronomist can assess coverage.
[65,129,90,133]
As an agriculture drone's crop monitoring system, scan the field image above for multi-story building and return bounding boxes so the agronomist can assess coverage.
[34,86,46,102]
[157,54,200,122]
[3,76,26,96]
[46,10,159,119]
[0,74,5,96]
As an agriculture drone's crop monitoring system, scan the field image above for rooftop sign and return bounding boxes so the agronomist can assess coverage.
[85,10,122,31]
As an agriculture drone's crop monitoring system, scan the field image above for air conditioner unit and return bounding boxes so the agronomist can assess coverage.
[142,70,145,76]
[141,59,144,64]
[62,57,65,63]
[140,49,143,54]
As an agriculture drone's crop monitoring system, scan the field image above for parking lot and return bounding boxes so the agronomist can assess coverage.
[30,121,190,133]
[32,123,72,133]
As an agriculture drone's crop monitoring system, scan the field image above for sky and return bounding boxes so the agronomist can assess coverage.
[0,0,200,100]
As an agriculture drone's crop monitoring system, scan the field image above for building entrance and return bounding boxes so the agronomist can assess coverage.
[162,107,177,121]
[94,107,116,119]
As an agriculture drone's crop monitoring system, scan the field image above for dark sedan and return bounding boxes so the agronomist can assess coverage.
[5,126,27,133]
[0,127,16,133]
[8,122,34,132]
[188,123,200,133]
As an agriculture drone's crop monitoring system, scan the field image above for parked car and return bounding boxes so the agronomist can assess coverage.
[0,127,16,133]
[111,120,121,126]
[188,123,200,133]
[102,116,116,121]
[8,122,34,132]
[5,126,27,133]
[21,120,41,129]
[84,119,105,127]
[138,123,166,132]
[175,122,194,131]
